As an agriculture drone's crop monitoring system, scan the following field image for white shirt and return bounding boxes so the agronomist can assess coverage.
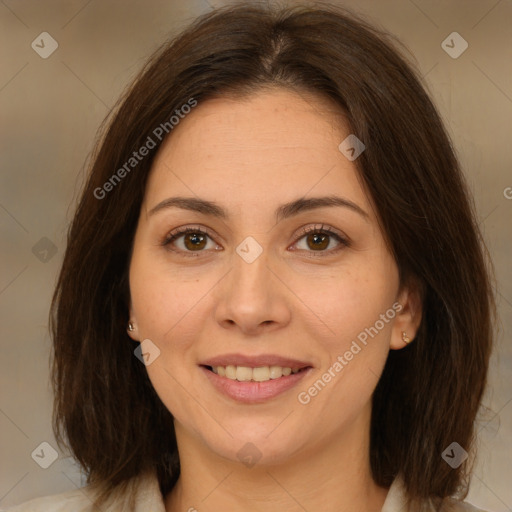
[0,471,489,511]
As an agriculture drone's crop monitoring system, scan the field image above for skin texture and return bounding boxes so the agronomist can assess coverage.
[128,88,422,512]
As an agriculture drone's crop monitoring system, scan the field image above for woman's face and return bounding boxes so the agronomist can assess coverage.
[128,88,416,466]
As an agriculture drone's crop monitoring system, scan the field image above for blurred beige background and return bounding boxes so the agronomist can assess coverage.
[0,0,511,509]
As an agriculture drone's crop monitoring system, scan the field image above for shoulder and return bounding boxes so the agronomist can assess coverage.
[0,470,165,512]
[383,476,491,512]
[0,488,95,512]
[440,497,491,512]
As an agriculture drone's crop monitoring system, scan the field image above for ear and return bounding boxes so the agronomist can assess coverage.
[127,302,139,342]
[390,279,423,350]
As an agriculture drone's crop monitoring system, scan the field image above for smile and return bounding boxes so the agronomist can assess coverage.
[200,363,312,404]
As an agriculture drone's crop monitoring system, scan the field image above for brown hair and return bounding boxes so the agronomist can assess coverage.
[50,2,495,509]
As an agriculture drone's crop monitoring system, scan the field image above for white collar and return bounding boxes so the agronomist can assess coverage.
[18,469,481,511]
[122,470,411,511]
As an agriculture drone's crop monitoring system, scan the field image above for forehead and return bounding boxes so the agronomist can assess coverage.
[144,88,371,219]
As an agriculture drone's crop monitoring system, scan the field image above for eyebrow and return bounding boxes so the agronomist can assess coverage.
[148,195,369,223]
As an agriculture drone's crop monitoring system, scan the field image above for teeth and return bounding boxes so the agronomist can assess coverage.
[211,365,305,382]
[225,365,237,379]
[252,366,270,382]
[236,366,252,381]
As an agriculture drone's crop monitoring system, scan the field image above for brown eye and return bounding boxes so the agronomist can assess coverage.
[305,232,330,251]
[183,232,207,251]
[292,224,349,256]
[163,227,218,255]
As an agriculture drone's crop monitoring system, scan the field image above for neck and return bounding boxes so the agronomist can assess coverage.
[165,403,390,512]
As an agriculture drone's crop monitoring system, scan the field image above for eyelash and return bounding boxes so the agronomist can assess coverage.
[162,223,349,259]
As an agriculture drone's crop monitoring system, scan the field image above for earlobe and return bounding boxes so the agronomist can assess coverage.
[127,303,139,341]
[390,281,423,350]
[401,331,412,344]
[127,320,139,341]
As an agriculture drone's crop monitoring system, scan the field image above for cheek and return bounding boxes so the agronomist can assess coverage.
[296,283,396,425]
[287,257,398,411]
[284,257,398,348]
[129,248,212,341]
[129,252,208,421]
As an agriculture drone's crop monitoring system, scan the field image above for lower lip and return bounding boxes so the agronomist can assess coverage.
[200,366,312,404]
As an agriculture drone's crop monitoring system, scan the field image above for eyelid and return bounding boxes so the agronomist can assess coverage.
[288,223,350,257]
[162,225,216,245]
[162,223,349,257]
[291,223,347,244]
[161,225,222,258]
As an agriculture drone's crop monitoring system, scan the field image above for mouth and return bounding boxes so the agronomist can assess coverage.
[199,355,313,403]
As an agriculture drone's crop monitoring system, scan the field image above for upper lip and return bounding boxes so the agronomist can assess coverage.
[201,353,312,369]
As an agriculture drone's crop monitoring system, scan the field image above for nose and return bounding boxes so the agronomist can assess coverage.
[213,243,292,336]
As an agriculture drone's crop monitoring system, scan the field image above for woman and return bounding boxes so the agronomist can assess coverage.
[4,2,495,511]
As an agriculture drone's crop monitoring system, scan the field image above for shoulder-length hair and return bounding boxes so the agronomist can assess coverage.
[50,2,495,509]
